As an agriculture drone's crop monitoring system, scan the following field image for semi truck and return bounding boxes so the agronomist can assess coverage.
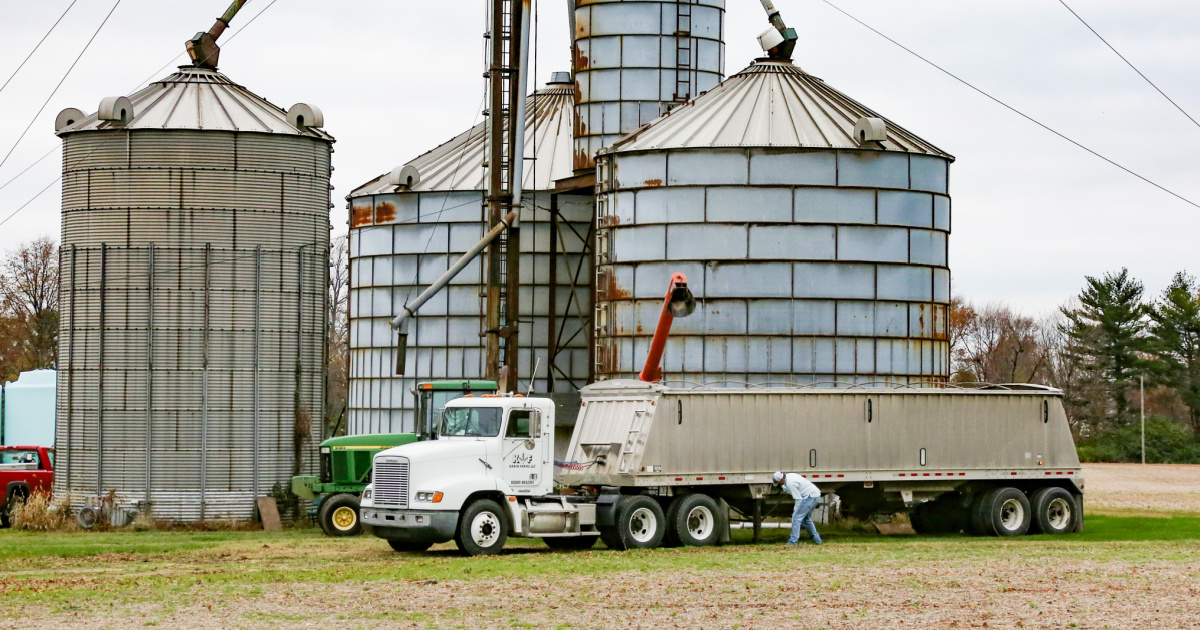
[292,380,495,536]
[361,274,1083,555]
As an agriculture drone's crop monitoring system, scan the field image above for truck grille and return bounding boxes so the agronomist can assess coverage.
[373,459,409,507]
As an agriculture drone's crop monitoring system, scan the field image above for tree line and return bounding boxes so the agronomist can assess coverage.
[952,268,1200,463]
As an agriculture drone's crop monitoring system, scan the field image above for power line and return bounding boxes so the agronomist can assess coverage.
[0,146,57,193]
[0,0,123,172]
[0,0,81,97]
[1057,0,1200,131]
[819,0,1200,211]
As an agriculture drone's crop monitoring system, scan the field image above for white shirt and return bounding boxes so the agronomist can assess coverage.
[781,473,821,500]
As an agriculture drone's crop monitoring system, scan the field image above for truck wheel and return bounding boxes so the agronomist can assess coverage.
[543,536,598,551]
[969,489,998,535]
[388,540,432,553]
[318,494,363,537]
[456,499,508,556]
[669,494,721,547]
[979,487,1031,537]
[1029,487,1076,535]
[610,495,666,551]
[909,502,933,534]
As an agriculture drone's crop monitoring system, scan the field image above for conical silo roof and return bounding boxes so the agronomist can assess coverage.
[350,82,575,197]
[609,59,952,159]
[57,66,332,140]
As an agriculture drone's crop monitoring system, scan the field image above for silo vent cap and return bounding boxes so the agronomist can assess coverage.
[56,108,85,133]
[854,117,887,145]
[387,165,421,189]
[549,71,572,85]
[287,103,324,129]
[98,96,133,125]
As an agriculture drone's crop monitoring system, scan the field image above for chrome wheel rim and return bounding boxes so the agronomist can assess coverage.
[686,505,714,540]
[629,507,657,543]
[1046,497,1071,530]
[332,506,357,531]
[999,498,1025,531]
[470,511,501,547]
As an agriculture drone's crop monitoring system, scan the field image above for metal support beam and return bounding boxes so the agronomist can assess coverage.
[201,244,210,521]
[253,245,261,498]
[145,244,155,508]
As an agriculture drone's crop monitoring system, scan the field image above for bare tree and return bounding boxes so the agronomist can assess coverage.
[326,236,350,437]
[0,237,59,371]
[953,300,1051,385]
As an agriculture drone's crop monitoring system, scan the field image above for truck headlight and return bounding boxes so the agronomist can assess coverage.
[362,487,373,500]
[415,491,443,503]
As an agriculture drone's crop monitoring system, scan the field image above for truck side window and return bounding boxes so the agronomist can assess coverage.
[506,410,532,438]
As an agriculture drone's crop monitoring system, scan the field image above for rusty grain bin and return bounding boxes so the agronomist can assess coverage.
[592,59,954,386]
[573,0,725,170]
[346,78,591,434]
[54,67,333,520]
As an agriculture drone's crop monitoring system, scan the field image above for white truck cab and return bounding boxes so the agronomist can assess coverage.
[361,395,603,554]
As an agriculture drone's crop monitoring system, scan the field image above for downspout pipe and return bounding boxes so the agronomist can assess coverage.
[186,0,250,68]
[390,209,519,374]
[638,272,696,383]
[510,0,533,227]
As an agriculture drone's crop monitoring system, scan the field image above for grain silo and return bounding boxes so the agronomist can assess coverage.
[347,76,592,435]
[593,58,954,386]
[54,66,332,520]
[572,0,725,170]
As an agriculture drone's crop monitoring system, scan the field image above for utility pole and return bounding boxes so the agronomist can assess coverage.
[1141,375,1146,465]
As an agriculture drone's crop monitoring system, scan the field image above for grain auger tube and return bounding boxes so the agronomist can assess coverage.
[638,272,696,383]
[186,0,250,68]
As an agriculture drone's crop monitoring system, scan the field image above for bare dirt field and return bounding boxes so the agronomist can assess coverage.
[1083,463,1200,513]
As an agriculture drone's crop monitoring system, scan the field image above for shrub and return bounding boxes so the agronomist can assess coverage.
[9,491,77,532]
[1077,417,1200,464]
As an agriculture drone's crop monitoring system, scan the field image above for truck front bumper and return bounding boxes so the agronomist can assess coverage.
[361,506,458,544]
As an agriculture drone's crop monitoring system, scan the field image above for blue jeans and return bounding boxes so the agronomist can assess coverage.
[789,496,822,544]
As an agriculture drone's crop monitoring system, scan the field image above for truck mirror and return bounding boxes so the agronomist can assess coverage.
[529,410,542,439]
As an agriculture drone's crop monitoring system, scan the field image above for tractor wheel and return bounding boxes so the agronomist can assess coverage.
[318,494,363,537]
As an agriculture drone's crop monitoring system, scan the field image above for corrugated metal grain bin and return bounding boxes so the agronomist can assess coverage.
[573,0,725,170]
[53,67,333,521]
[593,59,955,386]
[347,80,591,434]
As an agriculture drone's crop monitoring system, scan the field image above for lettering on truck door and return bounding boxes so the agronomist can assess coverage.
[502,409,540,492]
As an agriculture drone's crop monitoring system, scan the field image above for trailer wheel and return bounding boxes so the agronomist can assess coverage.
[455,499,508,556]
[387,540,432,553]
[669,494,721,547]
[977,487,1031,537]
[1029,487,1076,535]
[318,494,363,537]
[543,536,598,550]
[608,495,666,550]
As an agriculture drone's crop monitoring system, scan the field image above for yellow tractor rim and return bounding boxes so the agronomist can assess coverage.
[332,506,357,530]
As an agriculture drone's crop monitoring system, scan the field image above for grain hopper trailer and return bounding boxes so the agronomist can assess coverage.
[360,382,1083,555]
[292,380,495,536]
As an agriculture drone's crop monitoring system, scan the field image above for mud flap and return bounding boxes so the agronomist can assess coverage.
[1073,493,1084,533]
[716,497,731,545]
[595,492,620,527]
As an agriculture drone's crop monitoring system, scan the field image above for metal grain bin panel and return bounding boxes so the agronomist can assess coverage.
[54,67,331,522]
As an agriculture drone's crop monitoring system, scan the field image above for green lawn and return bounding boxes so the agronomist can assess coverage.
[2,513,1198,628]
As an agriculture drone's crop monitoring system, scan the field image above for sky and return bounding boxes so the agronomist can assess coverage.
[0,0,1197,316]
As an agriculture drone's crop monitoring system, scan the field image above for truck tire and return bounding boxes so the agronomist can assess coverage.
[543,536,598,551]
[318,494,363,537]
[909,502,934,534]
[669,494,721,547]
[388,540,433,553]
[977,487,1031,537]
[1029,487,1076,535]
[455,499,509,556]
[608,495,666,551]
[969,489,998,535]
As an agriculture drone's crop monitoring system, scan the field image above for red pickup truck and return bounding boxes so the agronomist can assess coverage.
[1,445,54,527]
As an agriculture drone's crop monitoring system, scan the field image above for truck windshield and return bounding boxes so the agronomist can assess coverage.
[440,407,502,438]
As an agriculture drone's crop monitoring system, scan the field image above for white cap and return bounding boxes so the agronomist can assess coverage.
[773,471,784,483]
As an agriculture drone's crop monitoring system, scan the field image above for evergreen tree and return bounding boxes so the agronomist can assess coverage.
[1060,268,1150,432]
[1149,272,1200,438]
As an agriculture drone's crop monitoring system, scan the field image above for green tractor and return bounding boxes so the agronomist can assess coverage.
[292,379,497,536]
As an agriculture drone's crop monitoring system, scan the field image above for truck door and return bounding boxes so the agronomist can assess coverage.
[502,409,544,493]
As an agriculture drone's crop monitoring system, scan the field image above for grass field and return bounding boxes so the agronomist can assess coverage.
[2,464,1198,629]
